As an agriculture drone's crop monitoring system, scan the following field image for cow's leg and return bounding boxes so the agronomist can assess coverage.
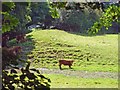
[69,65,72,69]
[59,64,62,70]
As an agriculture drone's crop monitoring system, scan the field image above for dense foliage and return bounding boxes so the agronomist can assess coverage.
[48,2,67,18]
[30,2,50,23]
[2,2,31,33]
[47,2,119,33]
[14,2,31,32]
[88,4,120,34]
[2,2,19,33]
[2,2,51,90]
[2,61,51,90]
[48,2,104,18]
[29,2,54,29]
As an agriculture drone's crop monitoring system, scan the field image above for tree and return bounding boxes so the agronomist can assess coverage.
[88,3,120,34]
[14,2,31,32]
[48,1,120,34]
[2,2,19,33]
[2,2,31,33]
[2,2,51,90]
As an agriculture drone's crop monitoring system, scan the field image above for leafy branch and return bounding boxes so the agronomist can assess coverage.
[88,4,120,35]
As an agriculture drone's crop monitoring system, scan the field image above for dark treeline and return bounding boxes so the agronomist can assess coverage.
[2,2,119,38]
[28,2,119,34]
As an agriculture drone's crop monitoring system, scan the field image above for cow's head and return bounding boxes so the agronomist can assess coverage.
[70,60,74,64]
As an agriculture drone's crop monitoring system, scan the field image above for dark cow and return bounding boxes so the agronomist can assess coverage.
[2,30,18,40]
[59,60,74,70]
[16,34,26,43]
[2,46,22,69]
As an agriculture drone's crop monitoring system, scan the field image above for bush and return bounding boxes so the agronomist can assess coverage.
[2,61,51,90]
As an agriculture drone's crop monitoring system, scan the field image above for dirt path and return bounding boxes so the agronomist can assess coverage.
[36,68,118,79]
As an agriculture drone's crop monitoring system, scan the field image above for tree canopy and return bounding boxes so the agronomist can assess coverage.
[48,2,120,34]
[2,1,120,34]
[2,2,31,33]
[2,2,19,33]
[88,3,120,34]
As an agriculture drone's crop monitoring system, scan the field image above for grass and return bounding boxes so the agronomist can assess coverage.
[72,65,118,72]
[44,74,118,88]
[8,29,118,88]
[25,29,118,72]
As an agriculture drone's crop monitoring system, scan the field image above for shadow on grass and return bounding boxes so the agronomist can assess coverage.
[60,67,74,70]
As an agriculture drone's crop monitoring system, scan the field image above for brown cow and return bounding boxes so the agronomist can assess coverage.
[59,59,74,70]
[16,34,26,43]
[2,46,22,69]
[8,46,22,55]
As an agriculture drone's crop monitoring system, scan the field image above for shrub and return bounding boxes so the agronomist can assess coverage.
[2,61,51,90]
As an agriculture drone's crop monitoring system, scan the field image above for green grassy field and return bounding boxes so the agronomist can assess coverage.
[25,29,118,72]
[10,29,118,88]
[44,74,118,88]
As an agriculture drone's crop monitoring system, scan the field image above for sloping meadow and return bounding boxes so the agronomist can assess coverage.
[26,29,118,72]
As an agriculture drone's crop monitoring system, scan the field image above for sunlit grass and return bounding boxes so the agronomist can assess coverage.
[25,29,118,72]
[44,74,118,88]
[8,29,118,88]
